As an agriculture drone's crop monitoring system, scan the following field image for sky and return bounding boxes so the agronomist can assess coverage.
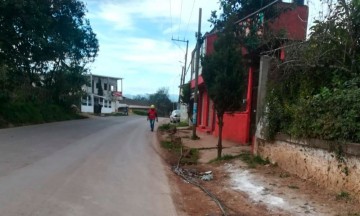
[83,0,323,99]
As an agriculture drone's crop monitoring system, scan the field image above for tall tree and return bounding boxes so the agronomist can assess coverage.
[149,88,172,117]
[0,0,98,104]
[209,0,281,53]
[202,29,246,159]
[180,82,192,121]
[202,0,284,158]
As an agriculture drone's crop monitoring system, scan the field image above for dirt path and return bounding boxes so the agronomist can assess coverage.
[158,127,360,216]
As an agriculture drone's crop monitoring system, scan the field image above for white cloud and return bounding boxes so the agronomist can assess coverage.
[82,0,219,95]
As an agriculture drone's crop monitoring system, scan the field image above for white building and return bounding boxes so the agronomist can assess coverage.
[81,74,123,114]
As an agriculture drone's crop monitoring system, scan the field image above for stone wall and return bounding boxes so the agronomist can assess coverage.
[256,135,360,200]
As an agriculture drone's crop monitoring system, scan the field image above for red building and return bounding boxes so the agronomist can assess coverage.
[190,2,308,144]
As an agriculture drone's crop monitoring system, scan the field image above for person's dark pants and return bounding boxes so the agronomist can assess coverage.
[149,119,155,131]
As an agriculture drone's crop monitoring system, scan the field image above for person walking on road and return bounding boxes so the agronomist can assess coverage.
[147,105,158,132]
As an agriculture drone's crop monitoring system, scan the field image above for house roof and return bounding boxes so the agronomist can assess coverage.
[121,97,150,107]
[89,74,123,80]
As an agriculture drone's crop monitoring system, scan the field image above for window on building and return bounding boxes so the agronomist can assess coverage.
[88,96,92,106]
[109,101,112,108]
[81,96,87,105]
[104,100,108,107]
[104,83,107,90]
[110,85,114,91]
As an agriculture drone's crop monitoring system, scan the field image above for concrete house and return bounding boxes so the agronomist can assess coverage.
[189,1,309,144]
[81,74,123,114]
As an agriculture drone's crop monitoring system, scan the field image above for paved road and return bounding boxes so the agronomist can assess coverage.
[0,116,177,216]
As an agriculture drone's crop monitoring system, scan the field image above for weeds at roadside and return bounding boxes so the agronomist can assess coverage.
[208,152,270,168]
[238,153,270,168]
[336,191,350,201]
[288,185,299,189]
[160,140,198,165]
[174,121,189,127]
[158,123,176,131]
[280,172,290,178]
[209,154,240,163]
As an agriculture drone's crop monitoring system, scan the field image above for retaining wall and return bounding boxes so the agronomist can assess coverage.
[256,135,360,200]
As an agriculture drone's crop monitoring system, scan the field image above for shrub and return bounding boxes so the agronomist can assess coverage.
[133,110,147,116]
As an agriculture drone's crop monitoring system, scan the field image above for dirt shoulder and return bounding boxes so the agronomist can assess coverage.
[155,125,360,216]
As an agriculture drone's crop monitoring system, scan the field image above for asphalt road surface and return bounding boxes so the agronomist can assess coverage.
[0,116,177,216]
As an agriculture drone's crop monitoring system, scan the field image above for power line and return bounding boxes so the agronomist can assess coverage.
[169,0,173,37]
[185,0,196,39]
[178,0,183,38]
[234,0,280,24]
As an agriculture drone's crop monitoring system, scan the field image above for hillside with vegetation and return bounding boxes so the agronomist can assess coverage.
[0,0,99,127]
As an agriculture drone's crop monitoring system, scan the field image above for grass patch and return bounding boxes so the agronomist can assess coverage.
[280,172,290,178]
[238,153,270,168]
[175,121,189,127]
[104,112,127,117]
[158,123,176,131]
[181,148,199,165]
[160,140,198,165]
[288,185,299,189]
[132,110,147,116]
[161,140,180,151]
[209,154,239,163]
[336,191,350,200]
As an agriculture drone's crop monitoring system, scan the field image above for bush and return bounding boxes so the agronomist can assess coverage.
[0,102,84,127]
[158,123,176,131]
[133,110,147,116]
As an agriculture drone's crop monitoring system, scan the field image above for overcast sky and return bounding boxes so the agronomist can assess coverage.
[83,0,323,99]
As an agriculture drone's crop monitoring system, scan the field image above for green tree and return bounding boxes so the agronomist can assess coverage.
[180,82,191,105]
[149,88,172,117]
[202,25,246,159]
[266,0,360,142]
[202,0,281,158]
[0,0,98,104]
[180,82,191,121]
[133,95,149,102]
[210,0,281,53]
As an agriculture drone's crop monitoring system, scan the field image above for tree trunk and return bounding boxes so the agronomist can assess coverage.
[217,114,224,159]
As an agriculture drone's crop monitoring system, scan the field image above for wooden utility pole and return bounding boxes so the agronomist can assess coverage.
[192,8,202,139]
[172,38,189,108]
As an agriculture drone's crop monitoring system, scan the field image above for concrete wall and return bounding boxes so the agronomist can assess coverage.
[256,136,360,200]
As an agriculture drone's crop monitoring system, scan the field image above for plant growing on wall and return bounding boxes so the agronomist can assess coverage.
[266,0,360,143]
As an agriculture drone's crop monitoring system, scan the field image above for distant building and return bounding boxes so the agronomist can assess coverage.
[81,74,123,114]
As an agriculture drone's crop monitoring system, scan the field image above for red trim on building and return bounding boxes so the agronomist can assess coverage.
[190,4,309,145]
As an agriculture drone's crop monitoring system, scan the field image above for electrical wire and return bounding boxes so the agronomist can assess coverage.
[169,0,173,37]
[184,0,196,40]
[178,0,183,38]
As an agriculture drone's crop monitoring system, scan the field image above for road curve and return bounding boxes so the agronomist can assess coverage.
[0,116,177,216]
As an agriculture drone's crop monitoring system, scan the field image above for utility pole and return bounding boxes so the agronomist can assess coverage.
[172,38,189,108]
[192,8,202,139]
[177,66,184,107]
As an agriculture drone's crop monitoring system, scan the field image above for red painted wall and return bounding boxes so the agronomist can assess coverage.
[206,33,217,54]
[213,112,250,143]
[212,67,254,144]
[268,4,309,40]
[191,4,308,145]
[190,75,204,88]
